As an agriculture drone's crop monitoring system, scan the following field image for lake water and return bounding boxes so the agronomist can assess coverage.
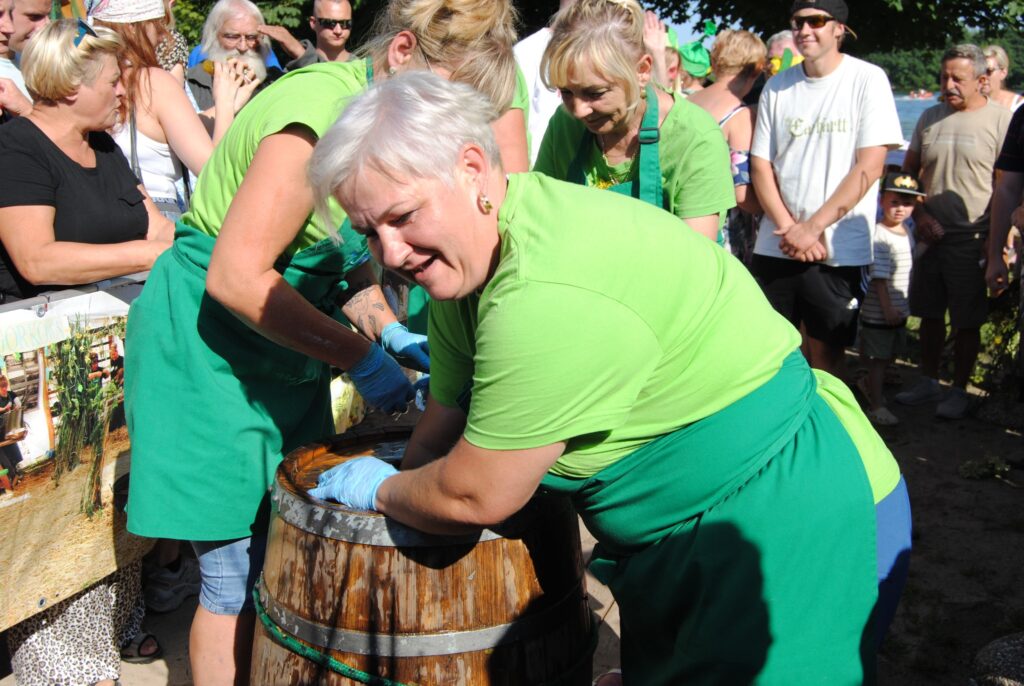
[893,94,938,143]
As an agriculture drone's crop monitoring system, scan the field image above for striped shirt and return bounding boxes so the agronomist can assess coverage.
[860,222,913,325]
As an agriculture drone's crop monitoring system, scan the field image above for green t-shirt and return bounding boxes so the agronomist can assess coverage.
[533,93,736,222]
[183,61,371,255]
[429,172,801,478]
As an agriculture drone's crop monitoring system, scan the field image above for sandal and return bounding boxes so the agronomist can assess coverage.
[120,631,162,664]
[592,669,623,686]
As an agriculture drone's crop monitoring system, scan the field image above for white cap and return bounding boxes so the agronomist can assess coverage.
[90,0,166,24]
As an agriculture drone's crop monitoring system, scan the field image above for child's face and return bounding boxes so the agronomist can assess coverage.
[881,191,916,225]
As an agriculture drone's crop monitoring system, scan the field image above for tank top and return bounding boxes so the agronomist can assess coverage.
[112,121,183,201]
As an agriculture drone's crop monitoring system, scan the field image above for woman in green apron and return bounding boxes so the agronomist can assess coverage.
[124,0,520,681]
[308,73,912,685]
[533,0,735,244]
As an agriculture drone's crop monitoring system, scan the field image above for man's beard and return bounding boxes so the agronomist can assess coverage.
[206,45,268,84]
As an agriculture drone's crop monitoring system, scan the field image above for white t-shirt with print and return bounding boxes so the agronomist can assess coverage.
[751,55,902,266]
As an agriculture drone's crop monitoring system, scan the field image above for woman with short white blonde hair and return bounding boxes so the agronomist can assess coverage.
[308,71,910,685]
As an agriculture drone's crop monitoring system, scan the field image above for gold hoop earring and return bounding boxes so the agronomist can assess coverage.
[479,194,493,214]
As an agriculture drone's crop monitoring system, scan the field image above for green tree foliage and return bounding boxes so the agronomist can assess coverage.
[629,0,1022,56]
[864,28,1024,93]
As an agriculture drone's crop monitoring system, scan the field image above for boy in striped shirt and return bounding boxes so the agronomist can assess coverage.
[859,172,925,425]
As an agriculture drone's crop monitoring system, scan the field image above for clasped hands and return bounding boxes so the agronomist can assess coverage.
[774,219,829,262]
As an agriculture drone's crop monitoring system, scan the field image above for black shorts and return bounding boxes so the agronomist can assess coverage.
[751,255,866,347]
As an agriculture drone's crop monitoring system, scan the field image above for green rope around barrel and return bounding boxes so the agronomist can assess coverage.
[252,586,416,686]
[253,583,599,686]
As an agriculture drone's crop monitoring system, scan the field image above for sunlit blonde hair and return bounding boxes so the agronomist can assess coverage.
[359,0,518,112]
[982,45,1010,74]
[541,0,646,113]
[710,29,766,78]
[21,20,122,101]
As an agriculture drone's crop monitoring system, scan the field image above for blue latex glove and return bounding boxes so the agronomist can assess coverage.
[380,322,430,373]
[307,456,398,510]
[348,343,414,413]
[413,376,430,411]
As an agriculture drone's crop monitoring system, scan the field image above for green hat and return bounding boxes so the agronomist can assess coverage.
[680,42,711,77]
[674,20,717,78]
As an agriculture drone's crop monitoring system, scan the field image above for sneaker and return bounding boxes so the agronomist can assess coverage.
[935,387,970,420]
[894,377,942,406]
[867,406,900,426]
[144,556,201,613]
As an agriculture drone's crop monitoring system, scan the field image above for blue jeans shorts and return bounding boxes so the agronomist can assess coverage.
[191,534,267,615]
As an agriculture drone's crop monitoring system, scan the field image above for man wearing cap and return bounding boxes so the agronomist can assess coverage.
[750,0,901,380]
[896,44,1011,419]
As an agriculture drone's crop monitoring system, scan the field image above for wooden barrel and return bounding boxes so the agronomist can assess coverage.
[251,425,595,685]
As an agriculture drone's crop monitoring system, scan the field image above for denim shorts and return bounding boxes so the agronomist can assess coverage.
[191,534,267,615]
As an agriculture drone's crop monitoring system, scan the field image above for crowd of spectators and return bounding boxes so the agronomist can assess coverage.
[0,0,1021,681]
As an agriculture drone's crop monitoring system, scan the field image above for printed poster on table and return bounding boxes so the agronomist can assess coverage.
[0,288,151,632]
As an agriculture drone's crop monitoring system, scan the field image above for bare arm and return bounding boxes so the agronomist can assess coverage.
[376,436,565,534]
[337,261,398,341]
[642,12,669,91]
[725,108,762,214]
[902,149,944,244]
[205,125,373,371]
[776,145,888,261]
[683,213,721,241]
[401,396,467,470]
[492,108,529,174]
[987,169,1024,294]
[751,154,796,229]
[146,68,215,175]
[0,205,167,285]
[871,278,901,325]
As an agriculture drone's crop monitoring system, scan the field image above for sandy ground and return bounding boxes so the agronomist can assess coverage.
[2,361,1023,684]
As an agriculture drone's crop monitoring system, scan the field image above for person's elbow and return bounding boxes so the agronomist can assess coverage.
[205,255,250,314]
[735,184,761,214]
[14,252,65,285]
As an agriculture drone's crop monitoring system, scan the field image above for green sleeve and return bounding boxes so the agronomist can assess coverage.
[463,281,662,451]
[533,107,578,180]
[427,297,478,410]
[661,99,737,221]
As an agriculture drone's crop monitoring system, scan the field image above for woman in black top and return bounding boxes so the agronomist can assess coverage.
[0,19,172,304]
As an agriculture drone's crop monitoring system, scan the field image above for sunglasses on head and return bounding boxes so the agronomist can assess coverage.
[790,14,833,30]
[315,17,351,30]
[73,18,97,47]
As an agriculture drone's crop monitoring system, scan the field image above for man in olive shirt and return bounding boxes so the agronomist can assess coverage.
[898,44,1011,419]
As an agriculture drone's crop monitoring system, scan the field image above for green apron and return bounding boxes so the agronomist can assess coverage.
[124,223,367,540]
[541,351,878,685]
[567,84,665,208]
[566,85,726,245]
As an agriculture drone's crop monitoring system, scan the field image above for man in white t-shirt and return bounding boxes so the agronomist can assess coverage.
[514,0,573,165]
[750,0,902,379]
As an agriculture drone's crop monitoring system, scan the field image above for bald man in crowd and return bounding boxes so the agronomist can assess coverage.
[259,0,353,70]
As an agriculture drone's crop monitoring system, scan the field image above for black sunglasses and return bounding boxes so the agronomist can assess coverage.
[790,14,833,30]
[73,18,97,47]
[315,17,351,30]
